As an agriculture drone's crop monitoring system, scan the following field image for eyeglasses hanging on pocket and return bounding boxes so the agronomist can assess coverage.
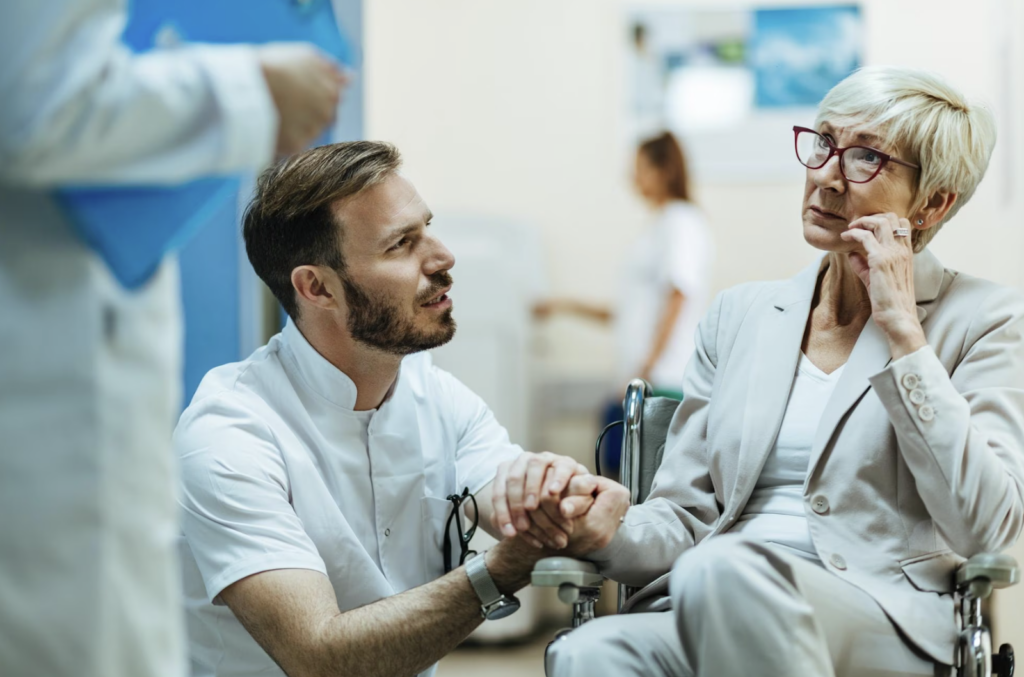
[443,487,479,574]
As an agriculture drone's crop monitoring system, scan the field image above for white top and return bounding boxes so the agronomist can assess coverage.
[175,321,522,677]
[0,4,276,677]
[616,201,714,390]
[730,354,845,560]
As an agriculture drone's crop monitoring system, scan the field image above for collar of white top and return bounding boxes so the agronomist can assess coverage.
[797,352,845,381]
[282,319,401,411]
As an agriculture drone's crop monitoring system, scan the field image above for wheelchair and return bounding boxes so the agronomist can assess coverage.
[532,379,1020,677]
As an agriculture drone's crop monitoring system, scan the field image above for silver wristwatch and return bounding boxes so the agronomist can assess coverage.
[465,551,521,620]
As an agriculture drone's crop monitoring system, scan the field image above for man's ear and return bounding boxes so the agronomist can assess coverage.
[914,191,958,230]
[291,265,340,313]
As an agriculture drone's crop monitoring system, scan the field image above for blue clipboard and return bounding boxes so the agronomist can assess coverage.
[57,0,354,290]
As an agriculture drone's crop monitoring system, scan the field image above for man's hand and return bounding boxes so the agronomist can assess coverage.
[257,43,350,157]
[491,452,588,549]
[560,475,630,557]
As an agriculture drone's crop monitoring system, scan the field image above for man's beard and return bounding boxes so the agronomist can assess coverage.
[341,270,456,356]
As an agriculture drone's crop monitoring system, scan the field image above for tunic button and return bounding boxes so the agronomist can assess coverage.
[901,373,920,390]
[384,528,391,537]
[909,389,926,405]
[918,405,935,422]
[830,553,847,570]
[811,496,830,514]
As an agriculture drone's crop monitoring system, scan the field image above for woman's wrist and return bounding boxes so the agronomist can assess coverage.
[882,317,928,360]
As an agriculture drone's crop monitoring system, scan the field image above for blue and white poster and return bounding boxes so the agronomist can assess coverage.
[751,6,862,108]
[626,4,863,181]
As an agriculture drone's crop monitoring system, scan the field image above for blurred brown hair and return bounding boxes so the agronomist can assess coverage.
[638,131,691,202]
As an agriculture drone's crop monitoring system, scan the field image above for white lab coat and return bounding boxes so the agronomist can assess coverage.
[0,3,277,676]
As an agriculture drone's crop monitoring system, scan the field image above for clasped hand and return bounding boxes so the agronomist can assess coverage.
[491,452,629,556]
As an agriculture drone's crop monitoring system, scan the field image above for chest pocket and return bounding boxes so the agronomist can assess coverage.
[421,496,453,583]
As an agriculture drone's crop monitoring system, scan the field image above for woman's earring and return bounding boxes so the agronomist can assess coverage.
[916,219,924,225]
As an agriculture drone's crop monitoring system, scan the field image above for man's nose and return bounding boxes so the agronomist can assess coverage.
[424,235,455,275]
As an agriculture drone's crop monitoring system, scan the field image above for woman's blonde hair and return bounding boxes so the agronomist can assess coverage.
[815,66,997,251]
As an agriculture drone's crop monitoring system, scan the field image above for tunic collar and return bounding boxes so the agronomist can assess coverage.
[281,319,360,410]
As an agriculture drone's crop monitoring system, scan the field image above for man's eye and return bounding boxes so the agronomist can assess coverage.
[389,238,409,252]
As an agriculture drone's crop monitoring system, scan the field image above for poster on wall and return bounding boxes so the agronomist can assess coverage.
[626,4,863,182]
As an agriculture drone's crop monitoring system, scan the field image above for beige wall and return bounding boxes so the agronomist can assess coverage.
[365,0,1024,649]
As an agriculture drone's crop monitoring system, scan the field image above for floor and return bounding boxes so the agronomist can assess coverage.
[436,635,551,677]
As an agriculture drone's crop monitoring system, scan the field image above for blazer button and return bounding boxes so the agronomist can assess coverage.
[901,373,921,390]
[909,389,926,405]
[918,405,935,422]
[811,496,830,514]
[384,528,391,537]
[829,553,847,570]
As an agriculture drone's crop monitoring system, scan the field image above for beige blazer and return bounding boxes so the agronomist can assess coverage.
[591,249,1024,663]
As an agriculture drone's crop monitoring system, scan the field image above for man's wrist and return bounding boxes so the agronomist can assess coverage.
[484,537,551,595]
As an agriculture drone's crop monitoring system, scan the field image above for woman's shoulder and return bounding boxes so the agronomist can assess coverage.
[940,268,1024,328]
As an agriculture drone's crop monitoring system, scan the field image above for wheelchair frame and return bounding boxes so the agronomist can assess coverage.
[532,379,1019,677]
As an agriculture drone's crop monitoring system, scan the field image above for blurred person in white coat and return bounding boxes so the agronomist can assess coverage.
[536,131,714,395]
[0,3,346,677]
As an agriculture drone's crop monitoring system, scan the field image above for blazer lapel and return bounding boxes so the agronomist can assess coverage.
[728,263,817,512]
[807,249,946,473]
[807,317,891,473]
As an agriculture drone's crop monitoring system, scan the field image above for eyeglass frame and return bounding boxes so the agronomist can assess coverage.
[792,126,920,184]
[443,487,479,574]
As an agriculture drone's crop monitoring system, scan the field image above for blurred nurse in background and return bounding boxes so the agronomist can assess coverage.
[536,131,713,471]
[538,132,713,395]
[620,131,714,393]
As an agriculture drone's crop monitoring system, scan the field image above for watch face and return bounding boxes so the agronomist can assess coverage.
[484,597,521,620]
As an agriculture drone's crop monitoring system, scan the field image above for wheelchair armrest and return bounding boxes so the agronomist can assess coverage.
[532,557,604,588]
[532,557,604,605]
[956,553,1020,598]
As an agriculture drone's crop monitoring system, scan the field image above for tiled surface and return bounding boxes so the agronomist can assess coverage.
[436,636,550,677]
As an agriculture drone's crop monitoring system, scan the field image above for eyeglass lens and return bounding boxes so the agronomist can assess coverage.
[795,130,884,182]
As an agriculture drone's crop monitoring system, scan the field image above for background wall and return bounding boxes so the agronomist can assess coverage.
[364,0,1024,649]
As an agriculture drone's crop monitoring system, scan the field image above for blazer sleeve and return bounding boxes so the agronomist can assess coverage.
[588,291,724,587]
[869,284,1024,557]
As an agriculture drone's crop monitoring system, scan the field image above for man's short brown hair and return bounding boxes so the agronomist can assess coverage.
[243,141,403,320]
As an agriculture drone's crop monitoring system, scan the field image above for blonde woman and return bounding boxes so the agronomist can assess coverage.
[542,66,1023,677]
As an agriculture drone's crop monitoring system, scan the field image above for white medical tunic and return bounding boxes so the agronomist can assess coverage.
[175,320,523,677]
[0,4,276,677]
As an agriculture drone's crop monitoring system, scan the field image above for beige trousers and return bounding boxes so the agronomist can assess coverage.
[548,535,953,677]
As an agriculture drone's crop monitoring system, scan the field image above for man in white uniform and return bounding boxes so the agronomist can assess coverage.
[175,142,625,677]
[0,4,345,677]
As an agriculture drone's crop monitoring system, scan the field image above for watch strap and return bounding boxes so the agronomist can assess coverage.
[465,551,503,606]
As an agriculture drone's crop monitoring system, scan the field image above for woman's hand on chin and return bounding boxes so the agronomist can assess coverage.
[840,212,928,359]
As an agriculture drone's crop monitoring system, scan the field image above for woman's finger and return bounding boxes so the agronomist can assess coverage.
[526,507,570,549]
[561,494,597,518]
[842,225,885,258]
